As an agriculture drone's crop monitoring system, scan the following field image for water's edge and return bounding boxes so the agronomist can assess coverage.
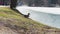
[16,7,60,28]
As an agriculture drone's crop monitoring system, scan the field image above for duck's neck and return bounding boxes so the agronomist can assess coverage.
[28,14,30,16]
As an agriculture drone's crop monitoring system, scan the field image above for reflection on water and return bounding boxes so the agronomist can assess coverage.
[16,6,60,28]
[29,11,60,28]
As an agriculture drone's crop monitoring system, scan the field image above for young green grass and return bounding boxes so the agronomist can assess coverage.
[0,7,59,28]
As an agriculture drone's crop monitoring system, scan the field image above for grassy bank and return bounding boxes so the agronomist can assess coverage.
[0,7,60,34]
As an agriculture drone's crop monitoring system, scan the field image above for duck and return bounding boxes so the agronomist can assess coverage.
[23,13,30,18]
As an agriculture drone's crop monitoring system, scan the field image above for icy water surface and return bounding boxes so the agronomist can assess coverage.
[16,6,60,28]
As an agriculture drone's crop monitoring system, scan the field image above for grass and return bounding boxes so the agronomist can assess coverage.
[0,7,60,34]
[0,7,44,29]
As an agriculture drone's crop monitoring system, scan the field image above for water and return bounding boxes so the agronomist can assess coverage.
[16,6,60,28]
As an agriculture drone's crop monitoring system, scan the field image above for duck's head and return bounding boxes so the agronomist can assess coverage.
[28,13,30,15]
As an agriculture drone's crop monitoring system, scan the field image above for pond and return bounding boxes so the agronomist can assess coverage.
[16,6,60,28]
